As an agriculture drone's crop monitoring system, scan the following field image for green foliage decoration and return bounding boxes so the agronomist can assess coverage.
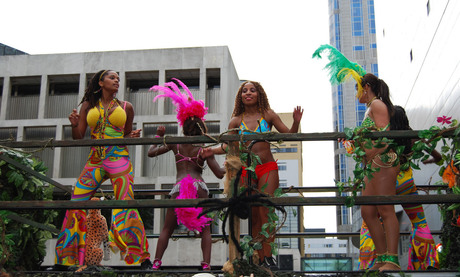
[0,148,58,272]
[237,186,286,262]
[339,116,460,270]
[420,118,460,270]
[337,126,401,207]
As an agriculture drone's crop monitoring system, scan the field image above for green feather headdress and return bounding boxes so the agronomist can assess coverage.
[312,44,367,98]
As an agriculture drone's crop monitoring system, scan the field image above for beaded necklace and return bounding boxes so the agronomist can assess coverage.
[94,98,117,158]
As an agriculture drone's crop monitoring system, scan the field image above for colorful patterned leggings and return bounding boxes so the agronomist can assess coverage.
[54,153,150,266]
[358,168,439,270]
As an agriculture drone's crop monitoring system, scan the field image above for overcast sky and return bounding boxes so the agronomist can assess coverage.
[1,0,337,232]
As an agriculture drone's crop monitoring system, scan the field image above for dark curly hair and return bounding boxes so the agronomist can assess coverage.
[79,69,114,110]
[232,81,271,117]
[183,116,207,136]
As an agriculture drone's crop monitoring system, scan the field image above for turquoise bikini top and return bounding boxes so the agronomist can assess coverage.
[239,117,271,135]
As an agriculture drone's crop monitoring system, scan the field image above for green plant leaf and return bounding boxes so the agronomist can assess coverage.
[410,161,420,170]
[446,203,460,211]
[344,128,354,140]
[260,230,270,238]
[270,242,278,255]
[345,196,355,207]
[253,242,262,250]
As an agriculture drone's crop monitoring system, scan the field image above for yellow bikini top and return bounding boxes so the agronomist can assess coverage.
[87,99,127,129]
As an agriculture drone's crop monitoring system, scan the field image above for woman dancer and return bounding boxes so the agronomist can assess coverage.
[359,106,440,270]
[53,70,151,269]
[313,44,400,271]
[356,73,401,271]
[206,81,303,268]
[148,79,225,271]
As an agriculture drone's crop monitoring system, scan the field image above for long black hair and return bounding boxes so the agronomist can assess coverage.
[79,69,112,110]
[362,73,394,116]
[390,105,412,161]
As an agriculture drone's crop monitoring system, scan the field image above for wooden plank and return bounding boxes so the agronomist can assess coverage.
[55,185,443,198]
[0,194,458,210]
[0,129,454,149]
[5,212,60,234]
[0,153,72,194]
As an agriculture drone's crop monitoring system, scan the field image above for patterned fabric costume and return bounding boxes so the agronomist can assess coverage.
[358,168,439,270]
[55,99,150,266]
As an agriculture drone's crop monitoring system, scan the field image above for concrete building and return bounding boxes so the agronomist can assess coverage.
[328,0,379,268]
[272,113,304,271]
[0,46,306,270]
[0,46,240,267]
[302,228,351,271]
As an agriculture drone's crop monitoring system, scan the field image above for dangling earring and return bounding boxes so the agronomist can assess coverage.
[94,88,101,94]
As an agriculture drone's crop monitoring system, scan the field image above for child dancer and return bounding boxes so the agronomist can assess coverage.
[147,79,225,270]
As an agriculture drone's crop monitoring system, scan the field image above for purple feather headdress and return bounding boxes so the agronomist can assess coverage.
[150,78,208,126]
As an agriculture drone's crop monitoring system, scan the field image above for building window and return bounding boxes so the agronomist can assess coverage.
[356,101,366,126]
[337,85,344,132]
[368,0,376,34]
[351,0,364,37]
[205,121,221,136]
[272,147,298,153]
[278,163,287,171]
[371,64,379,76]
[279,179,288,187]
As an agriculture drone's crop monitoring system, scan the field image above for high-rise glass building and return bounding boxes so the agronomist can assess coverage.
[328,0,379,266]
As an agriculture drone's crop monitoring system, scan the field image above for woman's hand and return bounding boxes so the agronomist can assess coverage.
[293,106,304,123]
[69,109,80,128]
[128,129,142,138]
[200,147,215,159]
[156,126,166,137]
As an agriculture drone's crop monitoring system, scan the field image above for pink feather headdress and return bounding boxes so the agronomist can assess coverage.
[150,78,208,126]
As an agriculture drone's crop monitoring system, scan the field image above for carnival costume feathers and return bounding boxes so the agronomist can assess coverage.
[312,44,367,98]
[150,78,208,126]
[150,79,211,232]
[174,175,212,232]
